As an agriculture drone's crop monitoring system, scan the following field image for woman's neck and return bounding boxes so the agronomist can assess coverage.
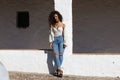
[56,21,60,24]
[52,21,61,27]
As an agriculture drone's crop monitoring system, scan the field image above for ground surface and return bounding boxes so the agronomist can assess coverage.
[9,72,119,80]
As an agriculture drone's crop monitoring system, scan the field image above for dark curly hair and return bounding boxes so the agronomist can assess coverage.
[48,11,63,26]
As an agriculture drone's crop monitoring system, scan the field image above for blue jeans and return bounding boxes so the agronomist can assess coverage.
[53,35,64,69]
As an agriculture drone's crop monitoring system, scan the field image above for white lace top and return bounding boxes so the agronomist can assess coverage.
[53,27,63,37]
[49,25,67,45]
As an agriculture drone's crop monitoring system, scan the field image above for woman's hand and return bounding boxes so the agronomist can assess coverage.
[63,44,67,48]
[49,43,53,49]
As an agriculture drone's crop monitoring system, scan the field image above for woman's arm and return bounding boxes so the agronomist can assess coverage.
[49,26,54,48]
[63,24,67,47]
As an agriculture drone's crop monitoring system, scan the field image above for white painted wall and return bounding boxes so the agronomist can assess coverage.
[54,0,73,55]
[0,62,9,80]
[0,0,120,78]
[0,50,120,77]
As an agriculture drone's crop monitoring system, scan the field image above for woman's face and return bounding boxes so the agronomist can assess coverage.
[54,14,59,22]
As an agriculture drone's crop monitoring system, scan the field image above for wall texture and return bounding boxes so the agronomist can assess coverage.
[0,62,9,80]
[73,0,120,53]
[0,0,120,77]
[0,0,54,49]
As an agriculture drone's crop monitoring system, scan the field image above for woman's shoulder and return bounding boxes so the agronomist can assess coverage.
[50,25,54,28]
[61,23,65,28]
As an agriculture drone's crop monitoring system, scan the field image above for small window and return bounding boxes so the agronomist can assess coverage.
[17,11,29,28]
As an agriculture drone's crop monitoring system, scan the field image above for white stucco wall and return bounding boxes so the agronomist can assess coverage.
[0,0,120,78]
[0,50,120,77]
[0,62,9,80]
[54,0,73,55]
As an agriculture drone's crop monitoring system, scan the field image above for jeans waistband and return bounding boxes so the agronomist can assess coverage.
[54,35,63,38]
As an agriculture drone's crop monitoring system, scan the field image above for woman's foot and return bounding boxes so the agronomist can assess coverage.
[57,69,63,78]
[53,69,58,76]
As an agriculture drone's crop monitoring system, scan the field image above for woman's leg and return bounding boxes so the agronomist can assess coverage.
[59,54,63,67]
[54,53,61,69]
[57,36,64,77]
[59,41,64,68]
[53,36,64,77]
[52,38,61,69]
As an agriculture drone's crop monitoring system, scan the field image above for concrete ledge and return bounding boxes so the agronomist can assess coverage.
[0,50,120,77]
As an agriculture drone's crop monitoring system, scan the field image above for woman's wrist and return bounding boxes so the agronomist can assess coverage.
[49,42,52,44]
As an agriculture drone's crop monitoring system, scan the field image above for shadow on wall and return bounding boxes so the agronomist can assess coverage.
[44,49,56,74]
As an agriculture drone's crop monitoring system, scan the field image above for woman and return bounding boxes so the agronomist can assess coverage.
[48,11,67,77]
